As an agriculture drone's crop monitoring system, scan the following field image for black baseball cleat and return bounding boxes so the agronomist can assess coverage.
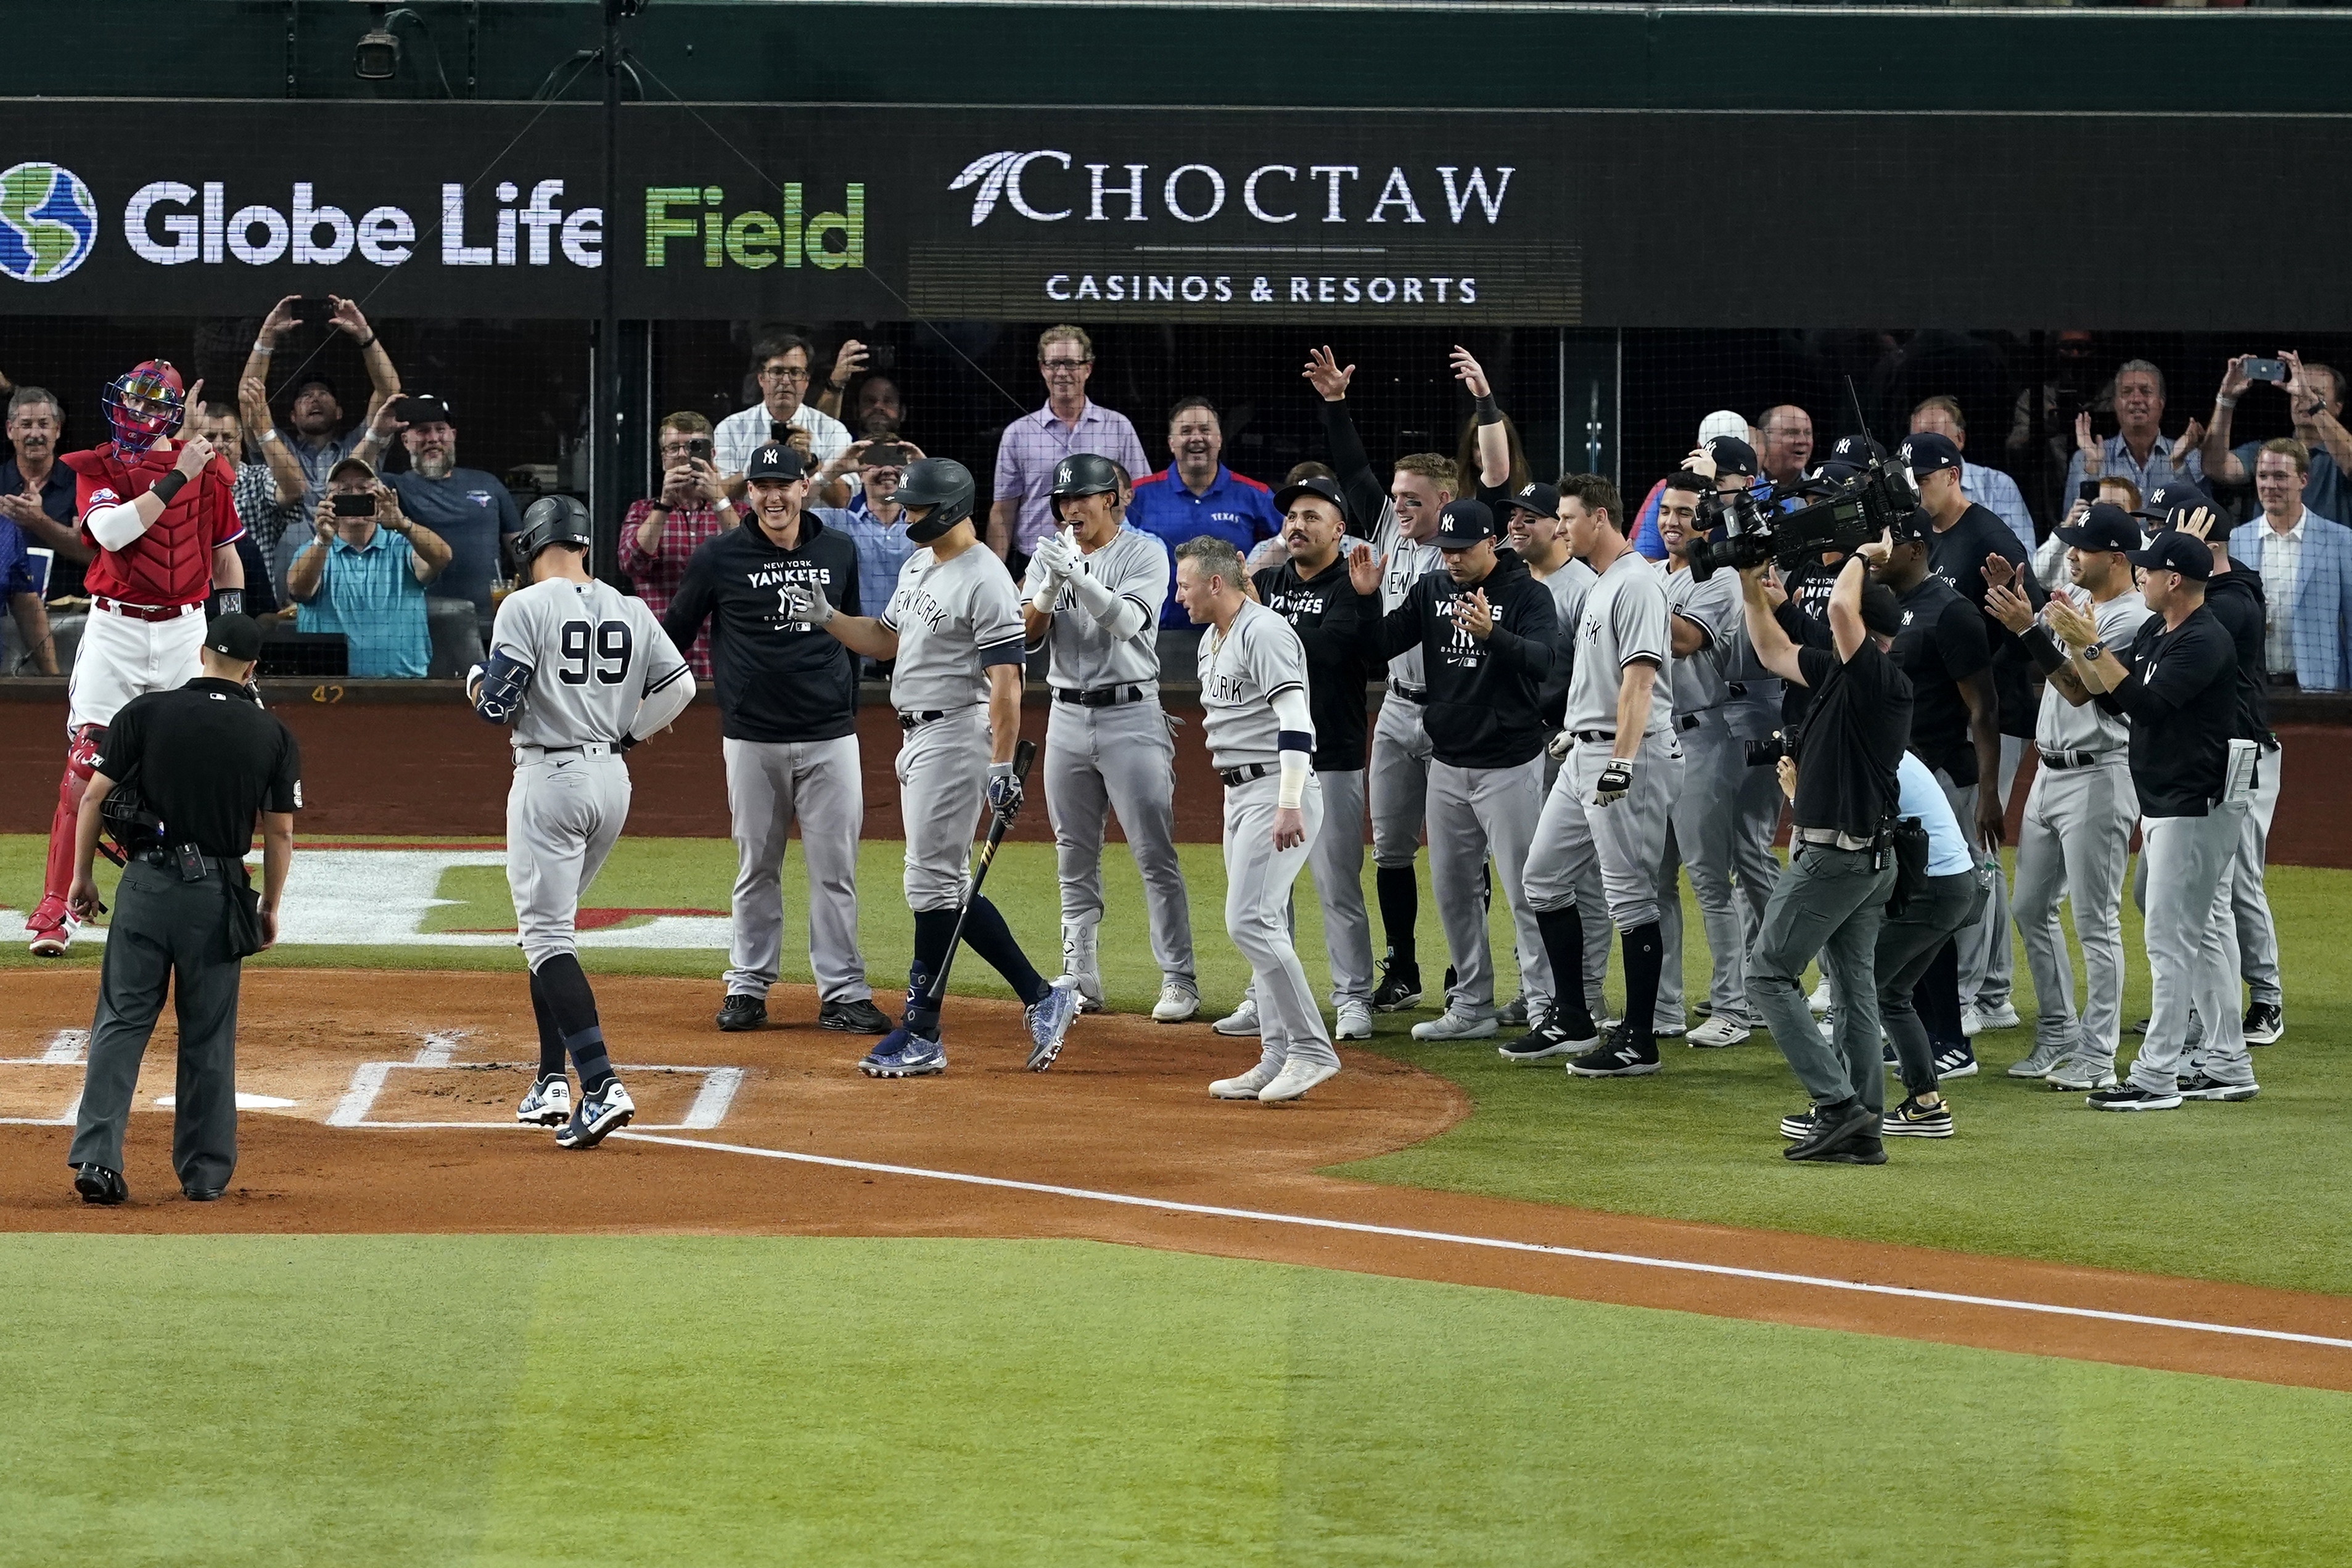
[1785,1101,1878,1161]
[1497,1009,1598,1064]
[1566,1025,1660,1078]
[715,994,767,1032]
[1371,959,1423,1012]
[820,998,894,1035]
[2241,1002,2284,1046]
[73,1164,127,1205]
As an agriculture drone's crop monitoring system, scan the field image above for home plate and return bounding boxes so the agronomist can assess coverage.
[154,1094,298,1110]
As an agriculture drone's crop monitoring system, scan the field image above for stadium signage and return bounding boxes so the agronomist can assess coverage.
[949,152,1516,229]
[120,179,604,269]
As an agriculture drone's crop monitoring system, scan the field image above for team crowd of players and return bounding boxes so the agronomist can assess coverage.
[25,337,2300,1160]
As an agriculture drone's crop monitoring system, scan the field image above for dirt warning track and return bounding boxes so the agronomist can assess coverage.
[4,969,2348,1392]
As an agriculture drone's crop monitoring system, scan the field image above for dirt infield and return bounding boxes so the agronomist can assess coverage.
[6,969,2348,1392]
[4,694,2349,862]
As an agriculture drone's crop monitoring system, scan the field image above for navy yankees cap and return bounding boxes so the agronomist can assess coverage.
[1898,431,1963,478]
[2056,502,2140,554]
[1273,474,1347,520]
[1497,480,1561,519]
[205,612,265,662]
[1433,499,1499,549]
[746,442,808,481]
[2133,479,2213,530]
[1826,434,1885,466]
[1706,435,1759,478]
[2126,528,2211,581]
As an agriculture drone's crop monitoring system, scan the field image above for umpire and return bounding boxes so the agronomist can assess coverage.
[64,614,299,1205]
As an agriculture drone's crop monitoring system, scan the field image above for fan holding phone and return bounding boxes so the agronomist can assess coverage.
[618,411,739,678]
[2199,350,2352,529]
[282,454,453,678]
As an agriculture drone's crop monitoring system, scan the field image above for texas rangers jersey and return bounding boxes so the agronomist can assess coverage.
[492,576,691,750]
[1020,523,1168,690]
[2037,588,2151,754]
[1565,551,1674,737]
[1198,597,1312,771]
[1661,562,1742,718]
[66,444,242,607]
[884,541,1026,712]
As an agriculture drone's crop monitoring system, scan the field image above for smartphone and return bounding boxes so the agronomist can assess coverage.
[770,420,793,444]
[865,442,910,469]
[332,492,375,517]
[295,295,334,322]
[2243,357,2289,384]
[686,435,713,462]
[866,343,897,374]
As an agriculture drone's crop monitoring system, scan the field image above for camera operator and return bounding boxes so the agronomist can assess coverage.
[1737,536,1911,1164]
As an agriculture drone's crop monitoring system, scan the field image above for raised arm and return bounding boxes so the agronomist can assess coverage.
[1450,346,1511,489]
[1741,565,1807,686]
[1307,347,1388,538]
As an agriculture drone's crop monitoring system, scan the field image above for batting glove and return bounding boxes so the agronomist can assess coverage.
[779,580,836,626]
[1031,530,1077,584]
[987,761,1023,812]
[1545,729,1572,761]
[1593,758,1635,806]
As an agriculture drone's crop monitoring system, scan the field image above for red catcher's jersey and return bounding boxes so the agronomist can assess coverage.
[65,443,244,608]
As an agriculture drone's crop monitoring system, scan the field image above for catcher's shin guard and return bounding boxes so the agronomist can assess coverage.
[43,725,105,907]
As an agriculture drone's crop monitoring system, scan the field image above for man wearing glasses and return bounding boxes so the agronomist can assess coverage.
[987,325,1148,572]
[621,412,739,679]
[714,335,854,491]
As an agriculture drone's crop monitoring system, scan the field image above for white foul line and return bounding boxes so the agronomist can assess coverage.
[611,1130,2352,1356]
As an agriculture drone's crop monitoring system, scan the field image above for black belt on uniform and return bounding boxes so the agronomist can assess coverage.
[1053,683,1149,708]
[1675,713,1702,733]
[898,710,950,731]
[2037,745,2119,771]
[136,848,232,877]
[1727,682,1749,698]
[1571,729,1614,743]
[1388,681,1428,704]
[1219,762,1278,787]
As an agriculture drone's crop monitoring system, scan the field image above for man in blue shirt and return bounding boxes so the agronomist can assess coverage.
[382,396,523,631]
[285,458,453,678]
[1,512,57,673]
[810,440,918,676]
[1127,396,1281,625]
[1,385,85,599]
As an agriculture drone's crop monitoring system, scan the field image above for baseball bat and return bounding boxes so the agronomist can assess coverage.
[910,737,1038,1021]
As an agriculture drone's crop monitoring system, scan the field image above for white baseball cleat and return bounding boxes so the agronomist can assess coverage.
[1258,1059,1341,1102]
[1411,1009,1497,1041]
[1211,1062,1278,1099]
[1152,980,1201,1024]
[1211,999,1260,1036]
[516,1075,572,1127]
[1333,1000,1374,1041]
[1807,977,1833,1016]
[1686,1016,1751,1049]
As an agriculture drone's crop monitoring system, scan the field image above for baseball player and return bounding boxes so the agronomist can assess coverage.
[1984,503,2149,1088]
[1651,470,1754,1048]
[1021,453,1198,1022]
[467,498,696,1149]
[788,458,1082,1078]
[1177,535,1346,1103]
[662,441,889,1036]
[30,362,245,958]
[1511,475,1684,1076]
[1306,346,1451,1011]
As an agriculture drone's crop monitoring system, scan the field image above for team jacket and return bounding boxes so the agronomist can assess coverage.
[1252,554,1381,772]
[1363,548,1560,769]
[663,512,860,744]
[66,443,243,607]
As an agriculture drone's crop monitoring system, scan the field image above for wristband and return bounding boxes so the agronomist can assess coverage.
[1474,392,1502,425]
[260,427,281,445]
[149,469,188,505]
[2214,394,2237,409]
[252,342,274,357]
[2022,624,2067,676]
[828,379,849,393]
[357,332,377,349]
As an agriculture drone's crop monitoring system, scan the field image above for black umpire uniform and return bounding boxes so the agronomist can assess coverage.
[67,614,301,1205]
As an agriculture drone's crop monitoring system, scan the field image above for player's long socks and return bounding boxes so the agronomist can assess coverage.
[907,909,959,1033]
[960,895,1051,1006]
[527,968,565,1082]
[1375,868,1419,967]
[1620,922,1664,1040]
[1535,906,1595,1031]
[532,953,615,1093]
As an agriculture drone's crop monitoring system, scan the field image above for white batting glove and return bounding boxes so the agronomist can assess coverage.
[779,580,835,626]
[1545,729,1571,761]
[1031,530,1077,584]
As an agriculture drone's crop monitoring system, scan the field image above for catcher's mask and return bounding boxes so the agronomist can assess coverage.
[102,360,186,456]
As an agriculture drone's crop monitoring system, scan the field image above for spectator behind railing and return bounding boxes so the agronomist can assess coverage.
[1,385,84,598]
[239,294,404,505]
[285,457,451,678]
[1910,395,2036,553]
[1,507,57,673]
[380,395,522,637]
[1757,405,1815,490]
[2063,358,2199,505]
[2199,352,2351,530]
[2229,438,2352,694]
[988,324,1149,569]
[621,412,739,679]
[1129,396,1280,625]
[715,334,854,493]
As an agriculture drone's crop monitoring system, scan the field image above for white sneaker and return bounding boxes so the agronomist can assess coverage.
[1971,1001,2021,1033]
[1211,1061,1277,1099]
[1687,1016,1751,1049]
[1060,922,1105,1012]
[1807,978,1832,1016]
[1259,1059,1341,1102]
[1334,1000,1373,1041]
[1152,980,1201,1024]
[1411,1009,1497,1041]
[1211,999,1260,1036]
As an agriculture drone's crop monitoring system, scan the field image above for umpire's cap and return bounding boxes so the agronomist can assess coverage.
[1050,452,1122,503]
[516,495,593,565]
[897,457,977,542]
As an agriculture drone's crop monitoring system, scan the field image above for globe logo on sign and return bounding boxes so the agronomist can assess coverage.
[0,162,99,283]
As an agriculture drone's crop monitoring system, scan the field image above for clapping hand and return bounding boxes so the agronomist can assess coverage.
[1346,541,1381,595]
[2174,506,2216,543]
[1984,580,2036,636]
[1450,586,1494,639]
[2045,596,2099,651]
[1304,345,1354,401]
[1030,528,1077,585]
[2169,419,2205,470]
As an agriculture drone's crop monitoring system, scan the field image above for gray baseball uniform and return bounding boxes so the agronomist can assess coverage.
[1201,599,1334,1075]
[1532,556,1610,1021]
[2232,737,2284,1010]
[1022,524,1194,987]
[1655,560,1748,1033]
[2012,588,2148,1069]
[1523,551,1684,930]
[491,577,693,967]
[883,543,1029,911]
[1368,507,1447,871]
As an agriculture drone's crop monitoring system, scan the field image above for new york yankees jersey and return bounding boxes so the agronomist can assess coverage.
[1375,511,1445,691]
[1198,598,1312,771]
[883,543,1027,712]
[492,577,692,750]
[1563,551,1674,737]
[1020,523,1169,690]
[1661,562,1742,718]
[2039,588,2150,754]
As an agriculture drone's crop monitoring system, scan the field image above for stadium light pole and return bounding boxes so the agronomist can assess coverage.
[591,0,638,579]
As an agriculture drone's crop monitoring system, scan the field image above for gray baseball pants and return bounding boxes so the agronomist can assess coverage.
[2011,755,2135,1066]
[507,749,630,969]
[1943,736,2023,1010]
[897,705,989,913]
[2232,738,2284,1009]
[1367,695,1432,871]
[1541,744,1613,1021]
[1750,842,1896,1116]
[2129,806,2255,1094]
[723,734,871,1003]
[1225,772,1338,1074]
[1426,756,1548,1019]
[1525,735,1684,931]
[1656,718,1746,1033]
[1235,769,1375,1011]
[1045,697,1195,984]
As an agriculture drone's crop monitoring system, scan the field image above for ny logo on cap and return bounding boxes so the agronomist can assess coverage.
[1838,437,1863,456]
[1896,440,1914,462]
[760,445,781,463]
[1518,483,1539,498]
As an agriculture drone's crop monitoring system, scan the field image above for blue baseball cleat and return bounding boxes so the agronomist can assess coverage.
[860,1028,946,1079]
[1025,976,1082,1072]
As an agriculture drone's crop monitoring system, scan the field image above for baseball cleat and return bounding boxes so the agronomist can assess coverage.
[1495,997,1529,1030]
[860,1030,946,1079]
[2086,1084,2182,1112]
[1498,1010,1597,1063]
[1211,1062,1278,1100]
[2176,1071,2259,1102]
[2043,1056,2118,1092]
[1024,977,1082,1072]
[1566,1025,1660,1078]
[73,1163,127,1205]
[1411,1009,1496,1042]
[516,1075,572,1127]
[1334,1000,1374,1041]
[27,895,76,958]
[2007,1041,2067,1078]
[1259,1059,1340,1103]
[1881,1097,1954,1138]
[1152,980,1201,1024]
[820,998,894,1035]
[1965,1001,2021,1035]
[1686,1016,1750,1049]
[2242,1002,2284,1046]
[1370,960,1423,1012]
[556,1080,635,1148]
[1807,977,1832,1016]
[1211,999,1261,1036]
[715,993,767,1032]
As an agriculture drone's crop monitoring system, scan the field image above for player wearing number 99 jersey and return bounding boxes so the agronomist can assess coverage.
[468,498,694,1150]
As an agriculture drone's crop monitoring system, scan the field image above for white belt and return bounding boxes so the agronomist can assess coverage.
[515,740,614,763]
